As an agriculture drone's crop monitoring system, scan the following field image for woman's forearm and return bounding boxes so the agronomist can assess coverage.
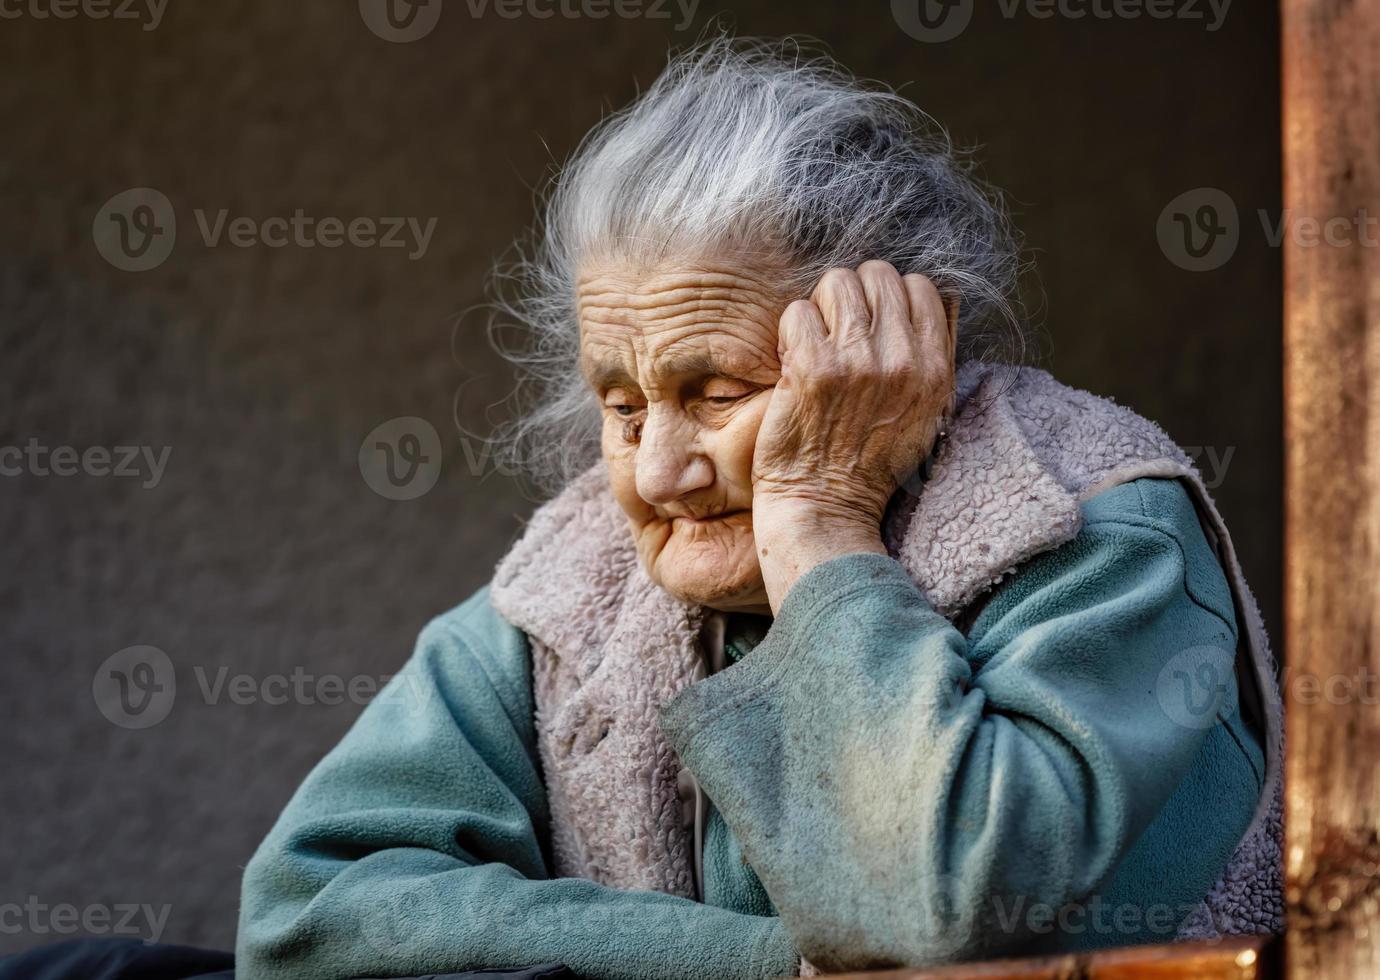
[236,590,797,980]
[661,502,1238,971]
[240,849,795,980]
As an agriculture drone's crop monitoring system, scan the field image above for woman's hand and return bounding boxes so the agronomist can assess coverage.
[752,261,956,613]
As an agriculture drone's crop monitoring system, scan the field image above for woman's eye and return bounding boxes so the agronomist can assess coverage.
[700,383,755,407]
[603,388,644,417]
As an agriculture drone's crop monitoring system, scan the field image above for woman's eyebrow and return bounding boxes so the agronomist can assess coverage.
[652,342,773,379]
[651,349,721,376]
[583,357,638,390]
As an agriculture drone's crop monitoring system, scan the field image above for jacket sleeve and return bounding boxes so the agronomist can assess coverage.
[659,480,1247,972]
[236,586,797,980]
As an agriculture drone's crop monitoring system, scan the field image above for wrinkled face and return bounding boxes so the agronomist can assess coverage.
[578,259,786,613]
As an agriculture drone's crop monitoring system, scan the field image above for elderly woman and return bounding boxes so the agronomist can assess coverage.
[237,41,1282,979]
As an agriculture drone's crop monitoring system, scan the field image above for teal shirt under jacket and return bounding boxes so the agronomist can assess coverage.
[236,478,1264,979]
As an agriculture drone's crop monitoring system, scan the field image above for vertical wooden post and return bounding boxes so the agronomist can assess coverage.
[1283,1,1380,978]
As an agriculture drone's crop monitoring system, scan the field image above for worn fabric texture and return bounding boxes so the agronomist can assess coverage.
[489,361,1284,942]
[659,505,1262,968]
[235,587,799,980]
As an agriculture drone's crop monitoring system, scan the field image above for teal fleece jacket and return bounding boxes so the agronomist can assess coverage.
[237,478,1263,979]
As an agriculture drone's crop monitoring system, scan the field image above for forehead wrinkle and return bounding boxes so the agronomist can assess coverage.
[577,269,783,321]
[621,287,780,319]
[636,301,780,343]
[577,263,789,391]
[579,328,639,389]
[576,265,782,297]
[581,293,778,338]
[647,329,776,381]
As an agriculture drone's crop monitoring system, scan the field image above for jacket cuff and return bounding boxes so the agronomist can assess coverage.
[660,552,933,749]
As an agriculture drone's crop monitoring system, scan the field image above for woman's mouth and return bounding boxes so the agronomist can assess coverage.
[670,509,748,526]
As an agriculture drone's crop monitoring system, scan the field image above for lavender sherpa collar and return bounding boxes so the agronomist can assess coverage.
[490,362,1283,941]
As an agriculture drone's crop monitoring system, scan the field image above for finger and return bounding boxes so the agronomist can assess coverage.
[777,299,827,373]
[810,268,870,340]
[941,294,960,368]
[902,273,953,382]
[857,260,910,346]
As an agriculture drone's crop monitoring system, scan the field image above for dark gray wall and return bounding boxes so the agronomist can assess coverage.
[0,1,1280,955]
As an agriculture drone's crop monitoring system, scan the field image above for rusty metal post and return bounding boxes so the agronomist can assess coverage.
[1283,0,1380,977]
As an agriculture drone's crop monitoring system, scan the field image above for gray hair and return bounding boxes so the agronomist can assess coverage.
[486,37,1025,493]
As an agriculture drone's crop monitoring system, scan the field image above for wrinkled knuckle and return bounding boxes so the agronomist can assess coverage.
[909,275,944,311]
[782,298,819,326]
[838,294,873,330]
[858,259,900,283]
[820,266,855,286]
[815,267,857,297]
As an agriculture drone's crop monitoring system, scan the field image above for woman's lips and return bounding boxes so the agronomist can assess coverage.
[670,509,748,525]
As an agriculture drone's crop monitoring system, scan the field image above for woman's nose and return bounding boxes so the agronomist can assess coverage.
[634,412,714,505]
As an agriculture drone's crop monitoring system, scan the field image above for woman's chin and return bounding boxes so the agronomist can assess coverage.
[649,537,765,610]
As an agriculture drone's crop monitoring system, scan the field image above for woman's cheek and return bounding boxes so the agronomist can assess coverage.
[719,394,771,491]
[602,421,648,523]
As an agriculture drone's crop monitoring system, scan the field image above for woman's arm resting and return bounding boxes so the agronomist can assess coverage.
[236,587,797,980]
[661,489,1243,972]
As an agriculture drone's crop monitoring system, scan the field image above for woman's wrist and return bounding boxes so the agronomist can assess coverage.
[754,501,887,614]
